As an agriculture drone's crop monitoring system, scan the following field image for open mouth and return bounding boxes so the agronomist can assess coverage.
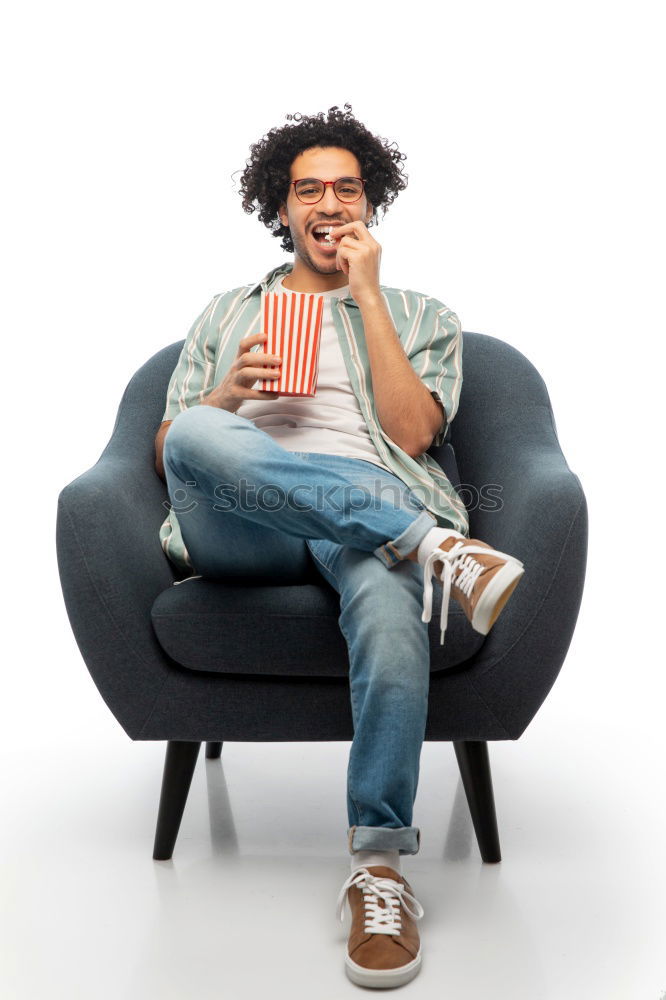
[311,230,338,250]
[311,230,338,251]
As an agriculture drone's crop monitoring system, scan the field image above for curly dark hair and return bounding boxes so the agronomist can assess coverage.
[233,103,408,254]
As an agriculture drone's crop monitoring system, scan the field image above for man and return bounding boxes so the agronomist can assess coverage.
[154,105,524,989]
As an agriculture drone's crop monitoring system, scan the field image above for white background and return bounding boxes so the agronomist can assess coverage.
[2,1,664,997]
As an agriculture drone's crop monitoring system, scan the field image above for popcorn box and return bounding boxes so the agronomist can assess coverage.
[257,290,324,397]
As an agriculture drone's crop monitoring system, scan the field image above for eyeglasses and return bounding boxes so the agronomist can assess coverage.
[291,177,366,204]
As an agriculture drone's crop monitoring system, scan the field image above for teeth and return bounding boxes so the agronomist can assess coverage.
[313,225,337,246]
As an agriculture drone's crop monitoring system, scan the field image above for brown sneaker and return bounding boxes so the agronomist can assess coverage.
[335,865,424,988]
[421,533,525,644]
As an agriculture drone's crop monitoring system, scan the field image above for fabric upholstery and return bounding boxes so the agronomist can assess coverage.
[56,331,588,742]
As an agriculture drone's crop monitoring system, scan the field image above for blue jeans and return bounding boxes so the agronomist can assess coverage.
[163,405,442,856]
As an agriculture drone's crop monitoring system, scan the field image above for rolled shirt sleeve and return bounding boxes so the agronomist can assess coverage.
[407,297,463,448]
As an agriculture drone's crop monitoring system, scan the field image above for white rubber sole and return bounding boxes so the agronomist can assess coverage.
[470,558,524,634]
[345,948,422,988]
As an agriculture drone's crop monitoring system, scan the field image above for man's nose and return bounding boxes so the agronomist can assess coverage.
[321,186,345,211]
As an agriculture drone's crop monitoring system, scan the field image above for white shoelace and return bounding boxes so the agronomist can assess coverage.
[335,868,425,934]
[421,541,519,645]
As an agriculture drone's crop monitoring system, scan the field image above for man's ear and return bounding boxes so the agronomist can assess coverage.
[278,203,288,228]
[365,201,374,226]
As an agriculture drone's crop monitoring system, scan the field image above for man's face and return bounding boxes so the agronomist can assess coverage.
[278,146,373,276]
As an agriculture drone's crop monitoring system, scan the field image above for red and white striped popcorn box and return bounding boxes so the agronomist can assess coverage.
[258,290,324,397]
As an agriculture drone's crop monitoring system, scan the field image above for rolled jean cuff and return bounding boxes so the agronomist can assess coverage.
[373,508,438,569]
[348,825,421,856]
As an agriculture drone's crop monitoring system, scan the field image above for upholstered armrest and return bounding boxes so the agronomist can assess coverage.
[57,405,180,740]
[443,334,588,736]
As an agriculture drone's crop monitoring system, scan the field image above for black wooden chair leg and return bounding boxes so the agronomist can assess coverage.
[153,741,201,860]
[205,741,223,759]
[452,740,502,863]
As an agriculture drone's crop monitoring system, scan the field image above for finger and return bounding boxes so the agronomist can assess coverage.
[330,221,366,241]
[238,331,268,352]
[240,351,281,366]
[330,222,363,236]
[335,236,363,249]
[239,367,281,381]
[336,242,359,272]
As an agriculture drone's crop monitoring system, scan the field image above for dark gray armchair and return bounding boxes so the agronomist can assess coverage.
[56,331,587,863]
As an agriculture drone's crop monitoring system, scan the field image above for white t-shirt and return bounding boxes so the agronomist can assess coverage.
[235,276,394,473]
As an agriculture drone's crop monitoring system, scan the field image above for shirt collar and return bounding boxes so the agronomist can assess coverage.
[242,262,358,306]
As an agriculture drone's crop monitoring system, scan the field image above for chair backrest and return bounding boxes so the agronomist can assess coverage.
[101,330,561,524]
[103,337,481,488]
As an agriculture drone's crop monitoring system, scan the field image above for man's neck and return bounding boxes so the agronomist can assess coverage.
[281,261,348,294]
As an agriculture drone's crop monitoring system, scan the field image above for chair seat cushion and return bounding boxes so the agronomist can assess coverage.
[151,575,485,678]
[151,436,484,677]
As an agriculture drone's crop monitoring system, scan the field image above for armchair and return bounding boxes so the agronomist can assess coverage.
[56,330,587,863]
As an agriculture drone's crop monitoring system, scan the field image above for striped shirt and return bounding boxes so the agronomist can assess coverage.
[159,261,469,572]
